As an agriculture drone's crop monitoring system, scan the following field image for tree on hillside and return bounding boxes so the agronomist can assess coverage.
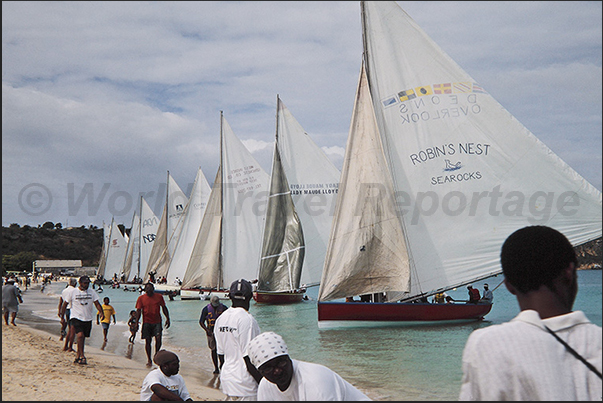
[2,251,38,275]
[42,221,55,229]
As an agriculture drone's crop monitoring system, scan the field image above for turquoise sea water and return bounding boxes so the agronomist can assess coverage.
[23,269,602,401]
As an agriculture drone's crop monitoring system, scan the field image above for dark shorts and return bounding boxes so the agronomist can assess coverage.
[101,322,110,330]
[141,322,162,339]
[65,308,71,322]
[70,318,92,337]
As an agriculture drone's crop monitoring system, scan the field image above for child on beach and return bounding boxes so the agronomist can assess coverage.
[97,296,116,342]
[128,310,138,343]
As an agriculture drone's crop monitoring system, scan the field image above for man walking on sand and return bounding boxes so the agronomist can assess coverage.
[214,279,262,400]
[136,282,171,368]
[61,275,104,365]
[58,278,77,346]
[2,278,23,326]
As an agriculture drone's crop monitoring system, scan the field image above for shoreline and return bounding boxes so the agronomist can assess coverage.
[2,283,225,401]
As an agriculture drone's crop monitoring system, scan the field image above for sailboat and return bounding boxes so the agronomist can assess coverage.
[254,96,306,304]
[253,96,341,304]
[143,171,188,291]
[95,221,111,280]
[164,167,211,300]
[121,196,160,284]
[96,217,128,282]
[180,112,270,298]
[121,209,140,282]
[317,1,602,327]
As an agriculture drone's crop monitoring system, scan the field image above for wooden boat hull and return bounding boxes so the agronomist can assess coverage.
[180,288,201,300]
[317,301,492,327]
[253,290,306,304]
[179,289,230,301]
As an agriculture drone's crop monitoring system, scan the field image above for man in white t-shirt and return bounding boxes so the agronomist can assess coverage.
[59,278,77,350]
[61,275,104,365]
[214,279,262,400]
[459,226,602,400]
[140,350,192,401]
[247,332,371,401]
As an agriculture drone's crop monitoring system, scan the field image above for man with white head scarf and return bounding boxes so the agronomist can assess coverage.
[247,332,371,401]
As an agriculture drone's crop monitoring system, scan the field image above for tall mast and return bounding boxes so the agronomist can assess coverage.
[360,1,371,89]
[137,195,143,279]
[218,111,224,291]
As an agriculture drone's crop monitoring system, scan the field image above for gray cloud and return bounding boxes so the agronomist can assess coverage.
[2,1,601,227]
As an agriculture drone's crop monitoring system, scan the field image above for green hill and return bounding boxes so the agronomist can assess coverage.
[2,222,103,275]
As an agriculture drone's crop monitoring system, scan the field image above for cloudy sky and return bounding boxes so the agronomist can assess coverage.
[3,1,601,228]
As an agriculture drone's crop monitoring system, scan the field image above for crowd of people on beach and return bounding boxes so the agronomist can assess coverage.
[3,225,601,401]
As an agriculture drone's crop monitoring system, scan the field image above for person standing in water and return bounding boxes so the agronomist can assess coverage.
[199,295,228,374]
[135,282,171,368]
[97,296,117,342]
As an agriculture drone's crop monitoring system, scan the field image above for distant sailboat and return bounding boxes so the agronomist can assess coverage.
[121,209,140,282]
[138,197,160,281]
[164,167,211,299]
[181,112,270,296]
[317,1,602,327]
[143,171,188,285]
[95,221,111,279]
[97,217,128,282]
[121,196,159,283]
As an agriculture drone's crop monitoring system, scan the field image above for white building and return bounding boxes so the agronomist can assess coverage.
[33,260,82,275]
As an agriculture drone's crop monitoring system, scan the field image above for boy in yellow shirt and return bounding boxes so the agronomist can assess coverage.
[97,296,116,342]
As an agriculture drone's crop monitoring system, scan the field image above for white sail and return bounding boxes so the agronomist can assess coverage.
[144,172,188,280]
[318,63,411,301]
[139,196,160,281]
[276,97,341,287]
[122,210,140,282]
[166,167,211,285]
[181,113,269,290]
[166,172,188,258]
[103,221,111,250]
[257,103,305,293]
[95,220,111,279]
[144,202,168,281]
[103,218,128,281]
[357,1,602,298]
[221,114,270,286]
[181,166,223,290]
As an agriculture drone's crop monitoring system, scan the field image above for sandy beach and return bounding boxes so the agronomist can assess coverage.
[2,317,225,401]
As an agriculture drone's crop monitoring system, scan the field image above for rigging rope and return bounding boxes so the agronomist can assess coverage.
[491,278,505,291]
